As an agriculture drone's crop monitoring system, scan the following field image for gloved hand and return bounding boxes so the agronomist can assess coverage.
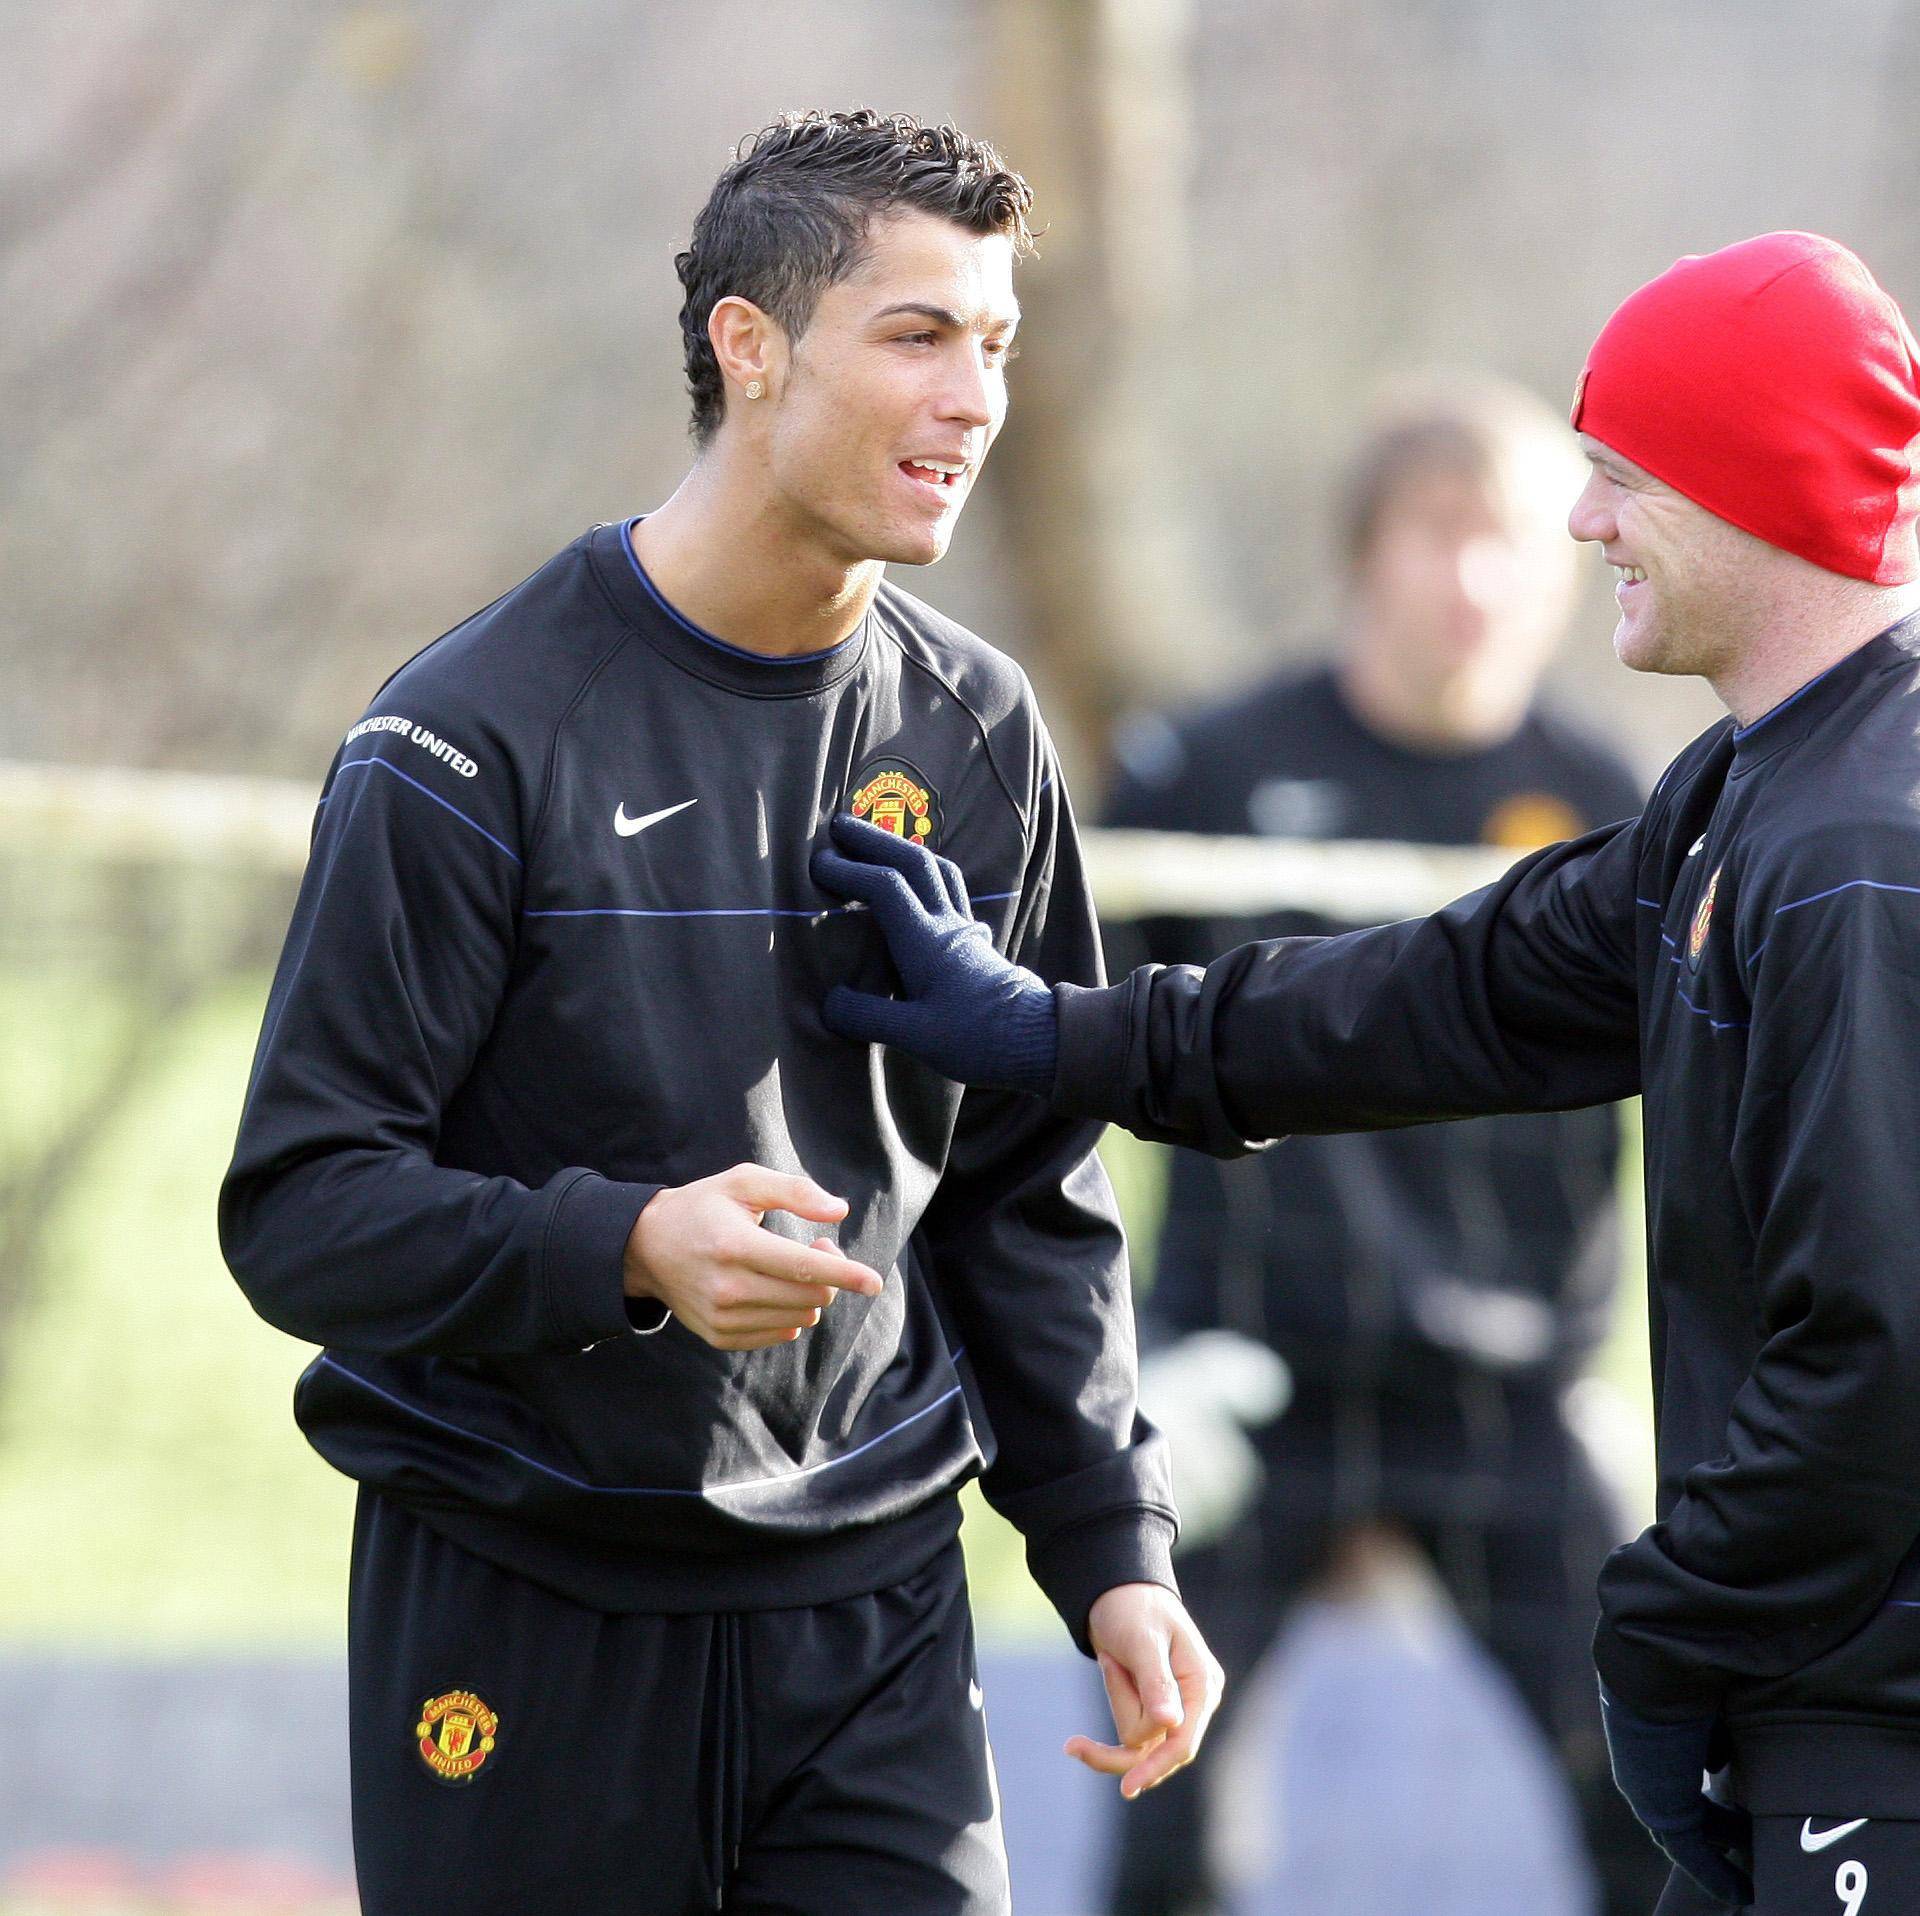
[1598,1682,1753,1908]
[1138,1331,1292,1554]
[811,814,1059,1095]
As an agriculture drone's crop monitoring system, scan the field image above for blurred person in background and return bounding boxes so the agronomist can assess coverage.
[1095,377,1666,1916]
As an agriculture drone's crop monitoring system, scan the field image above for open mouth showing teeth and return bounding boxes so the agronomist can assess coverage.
[1615,564,1648,584]
[902,459,965,488]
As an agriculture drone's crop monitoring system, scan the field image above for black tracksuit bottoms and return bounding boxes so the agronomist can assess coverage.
[347,1492,1011,1915]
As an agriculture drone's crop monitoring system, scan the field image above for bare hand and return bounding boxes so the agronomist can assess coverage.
[623,1164,884,1351]
[1065,1583,1224,1800]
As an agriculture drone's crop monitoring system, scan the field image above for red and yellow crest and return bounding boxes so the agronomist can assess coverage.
[415,1689,499,1784]
[1687,865,1722,969]
[849,762,938,846]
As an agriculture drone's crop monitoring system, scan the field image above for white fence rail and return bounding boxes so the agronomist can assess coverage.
[0,760,1519,921]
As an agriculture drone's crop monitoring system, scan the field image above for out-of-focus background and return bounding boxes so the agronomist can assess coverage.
[3,2,1912,1911]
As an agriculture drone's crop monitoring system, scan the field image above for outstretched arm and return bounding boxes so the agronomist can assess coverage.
[815,812,1644,1155]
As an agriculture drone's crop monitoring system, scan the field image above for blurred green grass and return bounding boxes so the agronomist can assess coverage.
[0,972,354,1647]
[0,969,1647,1653]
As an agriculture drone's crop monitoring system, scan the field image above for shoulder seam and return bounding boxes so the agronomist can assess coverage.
[880,622,1032,829]
[526,609,637,870]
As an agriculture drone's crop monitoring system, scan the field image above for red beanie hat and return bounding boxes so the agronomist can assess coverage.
[1571,232,1920,583]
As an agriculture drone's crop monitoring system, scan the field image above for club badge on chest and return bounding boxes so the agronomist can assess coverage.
[847,761,940,849]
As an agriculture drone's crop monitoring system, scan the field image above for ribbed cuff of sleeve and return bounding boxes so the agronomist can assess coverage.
[1028,1508,1180,1658]
[542,1170,663,1350]
[1049,980,1132,1122]
[997,980,1062,1097]
[1591,1617,1727,1722]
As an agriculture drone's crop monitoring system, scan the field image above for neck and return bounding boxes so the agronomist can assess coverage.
[1714,580,1920,727]
[1337,629,1533,754]
[630,448,883,658]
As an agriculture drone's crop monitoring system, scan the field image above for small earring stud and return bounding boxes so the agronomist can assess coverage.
[744,379,764,400]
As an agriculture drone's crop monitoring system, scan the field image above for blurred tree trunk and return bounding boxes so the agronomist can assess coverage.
[1870,0,1920,303]
[985,0,1235,788]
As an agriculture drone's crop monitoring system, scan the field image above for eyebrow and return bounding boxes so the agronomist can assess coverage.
[870,300,1020,332]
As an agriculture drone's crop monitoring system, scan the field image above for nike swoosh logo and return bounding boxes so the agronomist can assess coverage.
[1801,1817,1869,1852]
[614,797,697,838]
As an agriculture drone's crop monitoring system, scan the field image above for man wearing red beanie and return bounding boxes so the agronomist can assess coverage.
[814,232,1920,1913]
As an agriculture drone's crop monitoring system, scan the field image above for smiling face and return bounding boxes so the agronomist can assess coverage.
[746,210,1019,569]
[1568,433,1777,679]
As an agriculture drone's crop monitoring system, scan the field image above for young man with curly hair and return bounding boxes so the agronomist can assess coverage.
[223,109,1217,1914]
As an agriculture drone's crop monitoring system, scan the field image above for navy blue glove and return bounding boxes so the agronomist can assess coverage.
[1598,1683,1752,1908]
[811,814,1059,1095]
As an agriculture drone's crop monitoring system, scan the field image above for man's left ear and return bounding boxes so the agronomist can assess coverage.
[708,295,789,412]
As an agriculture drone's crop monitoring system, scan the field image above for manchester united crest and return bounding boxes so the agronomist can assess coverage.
[848,761,939,847]
[415,1689,499,1785]
[1687,864,1722,971]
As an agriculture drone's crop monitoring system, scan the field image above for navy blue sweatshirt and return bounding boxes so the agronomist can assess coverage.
[1050,615,1920,1807]
[220,519,1175,1643]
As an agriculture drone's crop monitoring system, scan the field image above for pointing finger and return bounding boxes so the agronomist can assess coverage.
[721,1166,850,1225]
[746,1233,885,1296]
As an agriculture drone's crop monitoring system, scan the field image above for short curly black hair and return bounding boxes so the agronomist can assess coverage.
[676,109,1035,445]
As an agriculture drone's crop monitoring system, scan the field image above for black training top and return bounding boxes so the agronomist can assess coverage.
[220,519,1174,1646]
[1102,665,1640,1430]
[1053,614,1920,1807]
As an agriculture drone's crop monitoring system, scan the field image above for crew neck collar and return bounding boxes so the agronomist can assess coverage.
[586,519,872,697]
[1728,609,1920,775]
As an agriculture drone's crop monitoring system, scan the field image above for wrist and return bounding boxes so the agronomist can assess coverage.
[1031,1511,1179,1657]
[1090,1581,1164,1629]
[998,978,1060,1096]
[622,1188,670,1302]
